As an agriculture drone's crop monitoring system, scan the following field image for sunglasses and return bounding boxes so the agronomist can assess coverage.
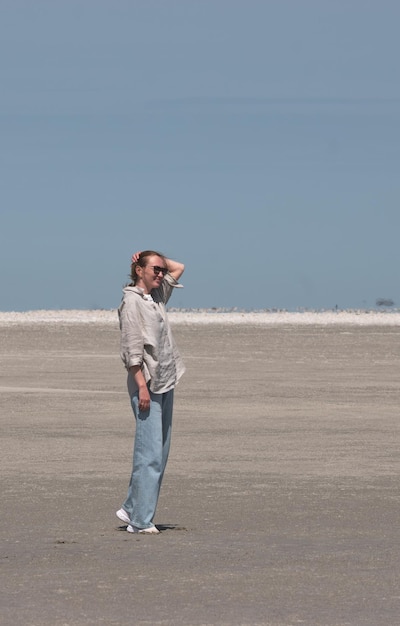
[150,266,168,277]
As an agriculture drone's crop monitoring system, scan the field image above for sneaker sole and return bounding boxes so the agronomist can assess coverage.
[127,524,159,534]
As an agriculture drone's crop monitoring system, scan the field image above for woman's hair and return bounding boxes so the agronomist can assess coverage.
[130,250,166,285]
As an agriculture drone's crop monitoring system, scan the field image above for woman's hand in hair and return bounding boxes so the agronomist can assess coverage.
[131,251,142,264]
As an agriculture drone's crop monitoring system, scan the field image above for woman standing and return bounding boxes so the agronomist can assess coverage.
[116,250,185,534]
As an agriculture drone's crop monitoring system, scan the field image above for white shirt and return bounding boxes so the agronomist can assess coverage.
[118,273,185,394]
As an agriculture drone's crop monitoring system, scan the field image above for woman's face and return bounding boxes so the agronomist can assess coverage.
[136,255,167,294]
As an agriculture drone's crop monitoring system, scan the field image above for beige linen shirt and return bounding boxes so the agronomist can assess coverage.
[118,273,185,394]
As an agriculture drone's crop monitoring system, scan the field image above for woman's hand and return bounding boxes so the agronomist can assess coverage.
[138,385,151,412]
[131,251,142,264]
[129,365,150,412]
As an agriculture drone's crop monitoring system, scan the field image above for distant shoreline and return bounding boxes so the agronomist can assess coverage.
[0,309,400,326]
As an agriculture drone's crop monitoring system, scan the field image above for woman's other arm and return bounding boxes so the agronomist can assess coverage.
[165,257,185,282]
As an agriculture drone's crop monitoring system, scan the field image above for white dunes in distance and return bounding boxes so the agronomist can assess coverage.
[0,309,400,326]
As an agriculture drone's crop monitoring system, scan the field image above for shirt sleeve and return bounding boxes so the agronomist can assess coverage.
[118,296,144,370]
[155,272,183,305]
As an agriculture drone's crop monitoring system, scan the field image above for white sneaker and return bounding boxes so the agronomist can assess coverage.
[116,508,130,524]
[127,524,160,534]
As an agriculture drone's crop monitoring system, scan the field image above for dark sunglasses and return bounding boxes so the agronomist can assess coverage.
[151,266,168,277]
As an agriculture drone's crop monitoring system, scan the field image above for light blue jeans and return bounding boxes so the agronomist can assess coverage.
[122,388,174,529]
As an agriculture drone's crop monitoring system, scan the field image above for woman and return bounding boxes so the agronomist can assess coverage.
[116,250,185,534]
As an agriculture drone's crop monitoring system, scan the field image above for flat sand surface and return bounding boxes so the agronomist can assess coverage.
[1,317,400,625]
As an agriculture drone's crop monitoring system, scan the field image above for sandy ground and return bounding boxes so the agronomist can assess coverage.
[1,318,400,625]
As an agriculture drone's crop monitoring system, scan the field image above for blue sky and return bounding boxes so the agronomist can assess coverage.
[1,0,399,311]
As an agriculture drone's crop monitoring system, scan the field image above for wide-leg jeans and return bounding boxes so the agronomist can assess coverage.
[122,388,174,529]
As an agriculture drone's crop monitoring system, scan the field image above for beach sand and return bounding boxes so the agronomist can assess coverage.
[1,314,400,625]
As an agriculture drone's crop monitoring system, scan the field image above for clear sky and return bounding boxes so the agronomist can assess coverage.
[1,0,399,311]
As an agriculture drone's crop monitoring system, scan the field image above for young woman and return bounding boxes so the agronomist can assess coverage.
[116,250,185,533]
